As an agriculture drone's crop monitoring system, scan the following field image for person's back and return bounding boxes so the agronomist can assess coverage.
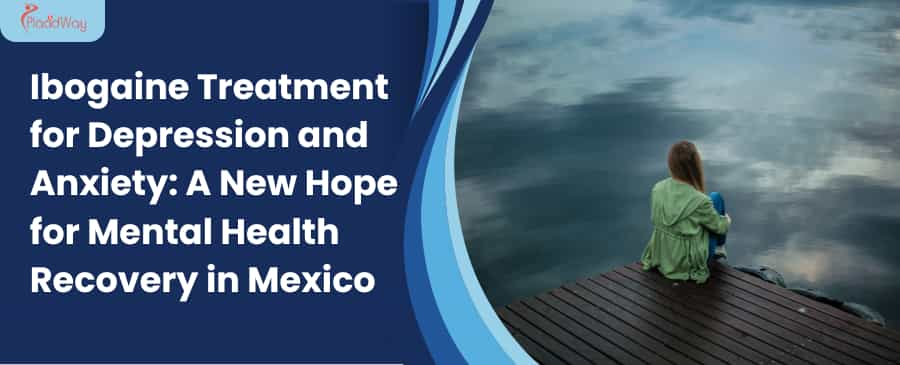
[641,141,731,283]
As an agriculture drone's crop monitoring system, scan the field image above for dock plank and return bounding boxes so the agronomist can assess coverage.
[498,306,593,364]
[504,322,566,364]
[612,268,851,365]
[644,266,897,364]
[519,296,657,365]
[548,287,727,365]
[566,279,761,364]
[507,301,624,363]
[600,270,816,365]
[500,263,900,364]
[711,263,900,354]
[532,292,685,365]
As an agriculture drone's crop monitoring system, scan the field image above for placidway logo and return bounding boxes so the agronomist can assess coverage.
[2,0,103,42]
[20,3,87,33]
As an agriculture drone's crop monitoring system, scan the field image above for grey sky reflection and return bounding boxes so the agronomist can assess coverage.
[457,0,900,325]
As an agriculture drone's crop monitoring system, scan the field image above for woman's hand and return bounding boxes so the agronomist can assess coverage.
[725,213,732,225]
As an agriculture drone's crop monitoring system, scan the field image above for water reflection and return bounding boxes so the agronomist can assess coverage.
[457,0,900,325]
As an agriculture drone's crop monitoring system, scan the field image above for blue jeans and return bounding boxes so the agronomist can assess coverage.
[708,192,726,261]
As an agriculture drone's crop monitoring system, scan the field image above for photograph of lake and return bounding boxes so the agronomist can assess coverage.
[458,0,900,327]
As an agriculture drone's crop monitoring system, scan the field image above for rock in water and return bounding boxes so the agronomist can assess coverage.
[789,288,844,307]
[841,302,887,327]
[786,288,885,327]
[733,265,786,287]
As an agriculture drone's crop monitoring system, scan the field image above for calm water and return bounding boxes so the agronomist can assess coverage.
[457,0,900,326]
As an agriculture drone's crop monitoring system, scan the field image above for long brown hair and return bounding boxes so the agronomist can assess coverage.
[668,140,706,192]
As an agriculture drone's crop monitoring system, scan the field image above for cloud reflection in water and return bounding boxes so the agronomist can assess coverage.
[457,0,900,325]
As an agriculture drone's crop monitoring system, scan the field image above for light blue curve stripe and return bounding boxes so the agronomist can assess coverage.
[419,54,536,364]
[425,0,479,100]
[416,0,456,109]
[404,75,468,364]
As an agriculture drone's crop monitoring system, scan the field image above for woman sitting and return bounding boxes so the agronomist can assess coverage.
[641,140,731,283]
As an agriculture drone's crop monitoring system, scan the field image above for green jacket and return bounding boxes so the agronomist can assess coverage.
[641,178,730,283]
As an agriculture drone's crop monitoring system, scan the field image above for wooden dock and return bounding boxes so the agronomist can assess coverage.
[497,262,900,364]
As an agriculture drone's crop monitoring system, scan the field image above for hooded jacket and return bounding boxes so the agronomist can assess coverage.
[641,177,730,283]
